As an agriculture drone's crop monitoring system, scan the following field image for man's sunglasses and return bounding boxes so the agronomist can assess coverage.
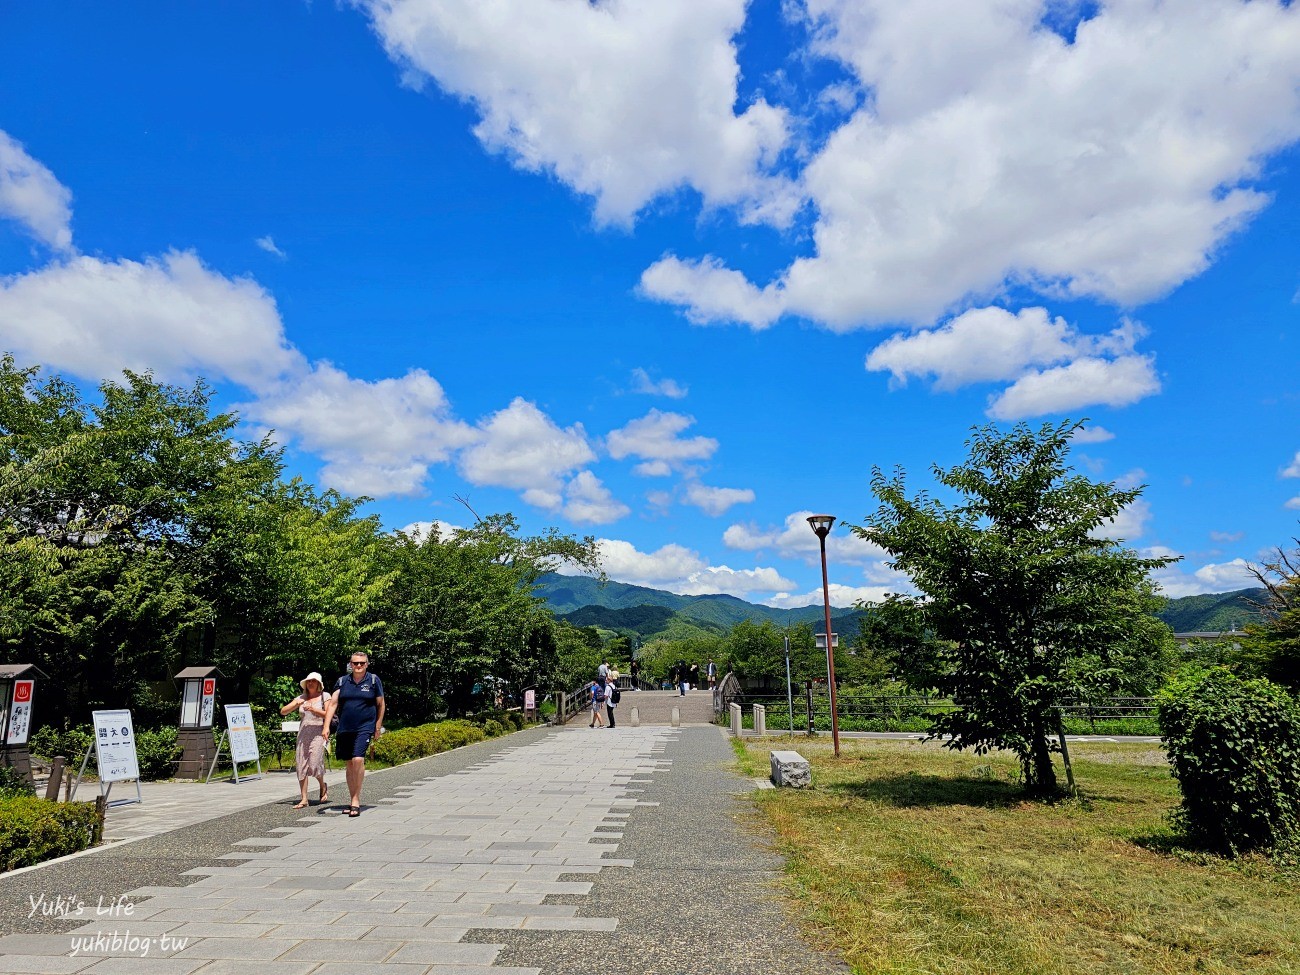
[349,661,368,667]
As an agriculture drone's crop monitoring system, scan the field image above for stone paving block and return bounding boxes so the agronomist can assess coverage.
[169,937,302,960]
[359,925,472,941]
[173,963,316,975]
[162,922,278,939]
[386,942,504,965]
[78,960,208,974]
[278,938,401,962]
[0,956,96,973]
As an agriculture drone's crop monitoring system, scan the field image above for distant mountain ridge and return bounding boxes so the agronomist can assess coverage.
[534,572,1266,639]
[534,572,866,637]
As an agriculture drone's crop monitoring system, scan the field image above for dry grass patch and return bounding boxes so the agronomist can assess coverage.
[739,738,1299,975]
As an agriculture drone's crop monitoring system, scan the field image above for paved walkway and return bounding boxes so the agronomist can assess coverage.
[0,725,844,975]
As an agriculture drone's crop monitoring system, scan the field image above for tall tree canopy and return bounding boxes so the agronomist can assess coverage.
[856,420,1177,793]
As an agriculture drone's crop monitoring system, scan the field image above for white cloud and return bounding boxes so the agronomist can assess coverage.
[1096,498,1151,544]
[763,583,898,610]
[865,306,1161,418]
[244,363,475,497]
[555,536,795,598]
[1074,425,1115,444]
[1154,555,1259,598]
[359,0,797,227]
[606,409,718,475]
[0,130,73,252]
[682,481,755,517]
[0,250,304,389]
[457,398,595,507]
[987,354,1159,421]
[1210,530,1245,544]
[255,235,286,258]
[398,519,464,541]
[562,471,630,525]
[1281,451,1300,478]
[639,256,784,329]
[630,367,687,399]
[1286,496,1300,511]
[722,510,891,566]
[866,306,1078,390]
[647,0,1300,329]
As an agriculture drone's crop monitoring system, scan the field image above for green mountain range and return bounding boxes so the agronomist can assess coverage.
[535,572,866,638]
[533,572,1266,640]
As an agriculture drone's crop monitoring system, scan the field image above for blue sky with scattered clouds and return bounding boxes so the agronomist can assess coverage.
[2,1,1299,606]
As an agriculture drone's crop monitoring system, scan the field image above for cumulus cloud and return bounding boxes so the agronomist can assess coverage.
[1095,498,1152,544]
[0,130,73,252]
[0,250,304,389]
[763,583,898,610]
[458,398,596,508]
[1286,496,1300,511]
[553,536,796,598]
[987,354,1160,420]
[630,367,688,399]
[244,363,476,497]
[398,519,465,541]
[562,471,630,525]
[681,481,755,517]
[1074,425,1115,444]
[1153,554,1259,598]
[1282,451,1300,478]
[359,0,797,227]
[606,409,718,475]
[723,510,891,567]
[646,0,1300,329]
[864,306,1160,417]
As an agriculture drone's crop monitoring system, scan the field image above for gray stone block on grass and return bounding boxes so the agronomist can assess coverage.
[769,750,811,788]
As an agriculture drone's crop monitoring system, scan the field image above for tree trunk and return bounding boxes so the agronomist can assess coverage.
[1028,733,1058,794]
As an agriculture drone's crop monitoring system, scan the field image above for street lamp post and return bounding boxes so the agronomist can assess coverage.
[807,514,841,757]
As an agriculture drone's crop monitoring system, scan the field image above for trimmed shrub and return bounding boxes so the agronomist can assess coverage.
[135,727,180,781]
[0,765,35,799]
[1157,668,1300,855]
[0,797,103,872]
[368,719,487,765]
[483,719,506,737]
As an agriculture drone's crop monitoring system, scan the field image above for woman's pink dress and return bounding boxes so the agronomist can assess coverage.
[295,694,328,780]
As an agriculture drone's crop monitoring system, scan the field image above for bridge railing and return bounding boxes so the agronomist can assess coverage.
[554,674,655,724]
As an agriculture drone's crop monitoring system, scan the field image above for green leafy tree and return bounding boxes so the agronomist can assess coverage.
[856,420,1178,793]
[381,514,598,719]
[1237,539,1300,693]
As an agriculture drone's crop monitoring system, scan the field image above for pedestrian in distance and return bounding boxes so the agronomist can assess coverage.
[324,650,384,817]
[605,668,620,728]
[677,659,688,696]
[629,658,640,689]
[688,662,700,690]
[707,659,717,689]
[589,673,607,728]
[280,671,330,809]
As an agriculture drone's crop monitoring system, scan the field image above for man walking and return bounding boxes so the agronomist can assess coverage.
[324,650,384,818]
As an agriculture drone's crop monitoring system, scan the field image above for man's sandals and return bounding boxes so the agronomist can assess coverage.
[347,804,361,817]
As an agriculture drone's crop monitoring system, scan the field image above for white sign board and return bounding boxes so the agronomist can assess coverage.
[200,678,216,728]
[224,704,260,764]
[92,710,140,783]
[5,679,34,745]
[814,633,839,649]
[524,689,536,711]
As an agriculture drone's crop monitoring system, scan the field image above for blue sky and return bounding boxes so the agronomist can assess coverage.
[2,1,1299,607]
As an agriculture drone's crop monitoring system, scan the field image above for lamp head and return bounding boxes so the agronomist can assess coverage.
[806,514,835,539]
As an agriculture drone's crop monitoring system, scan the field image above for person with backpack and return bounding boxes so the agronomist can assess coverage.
[605,669,621,728]
[323,650,384,817]
[589,673,607,728]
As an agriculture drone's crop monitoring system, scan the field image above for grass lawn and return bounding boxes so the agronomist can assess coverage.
[735,737,1300,975]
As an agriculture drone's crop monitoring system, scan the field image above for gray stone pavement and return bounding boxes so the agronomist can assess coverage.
[0,724,844,975]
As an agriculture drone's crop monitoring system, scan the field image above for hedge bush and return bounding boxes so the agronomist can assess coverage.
[369,719,487,765]
[1157,668,1300,855]
[0,797,103,872]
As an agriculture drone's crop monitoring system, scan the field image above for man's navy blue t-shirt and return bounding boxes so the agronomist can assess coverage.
[334,672,383,732]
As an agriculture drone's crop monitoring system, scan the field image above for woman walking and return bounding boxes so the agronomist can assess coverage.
[280,671,330,809]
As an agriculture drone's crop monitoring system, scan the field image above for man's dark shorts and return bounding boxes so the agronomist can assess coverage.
[335,730,374,760]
